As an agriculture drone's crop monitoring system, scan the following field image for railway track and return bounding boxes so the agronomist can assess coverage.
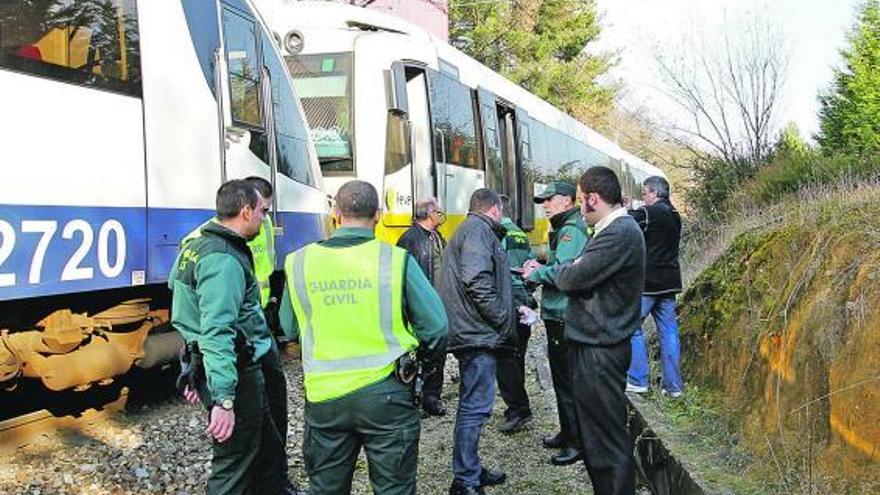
[0,362,180,455]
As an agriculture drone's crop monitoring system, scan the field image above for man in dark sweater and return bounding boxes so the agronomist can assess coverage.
[554,166,645,495]
[626,176,684,397]
[397,197,449,416]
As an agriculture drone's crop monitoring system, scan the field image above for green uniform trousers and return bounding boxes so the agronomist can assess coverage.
[199,362,286,495]
[303,375,420,495]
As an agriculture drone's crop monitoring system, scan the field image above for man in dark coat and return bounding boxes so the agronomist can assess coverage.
[626,176,685,397]
[554,166,645,495]
[439,189,517,495]
[397,197,448,416]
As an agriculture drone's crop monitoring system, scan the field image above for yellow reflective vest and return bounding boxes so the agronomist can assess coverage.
[250,216,276,307]
[285,239,418,402]
[179,216,275,308]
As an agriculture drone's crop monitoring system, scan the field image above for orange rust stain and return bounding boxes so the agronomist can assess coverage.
[758,327,798,384]
[830,412,879,462]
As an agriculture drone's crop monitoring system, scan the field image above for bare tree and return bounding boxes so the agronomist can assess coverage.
[655,12,788,170]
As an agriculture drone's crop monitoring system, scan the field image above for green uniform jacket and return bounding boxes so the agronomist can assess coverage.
[527,207,589,321]
[280,227,448,369]
[500,217,536,308]
[170,216,275,307]
[170,222,273,404]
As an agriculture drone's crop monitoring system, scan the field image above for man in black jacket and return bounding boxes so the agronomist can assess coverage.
[439,189,516,495]
[626,176,684,397]
[555,167,645,495]
[397,197,448,416]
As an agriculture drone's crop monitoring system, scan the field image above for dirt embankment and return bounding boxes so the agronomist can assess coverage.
[679,190,880,492]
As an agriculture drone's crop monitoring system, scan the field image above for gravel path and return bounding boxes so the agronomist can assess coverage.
[0,329,598,494]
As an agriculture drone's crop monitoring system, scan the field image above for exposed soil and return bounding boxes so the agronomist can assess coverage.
[676,190,880,493]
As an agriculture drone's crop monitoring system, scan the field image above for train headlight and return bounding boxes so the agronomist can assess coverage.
[284,30,304,55]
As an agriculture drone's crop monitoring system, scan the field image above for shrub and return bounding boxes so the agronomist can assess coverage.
[745,150,880,204]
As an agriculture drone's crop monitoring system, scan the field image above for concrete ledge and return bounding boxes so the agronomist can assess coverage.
[629,395,719,495]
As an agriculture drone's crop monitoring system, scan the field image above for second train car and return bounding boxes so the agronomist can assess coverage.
[255,0,665,246]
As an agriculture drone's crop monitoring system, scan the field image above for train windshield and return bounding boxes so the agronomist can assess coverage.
[286,52,353,175]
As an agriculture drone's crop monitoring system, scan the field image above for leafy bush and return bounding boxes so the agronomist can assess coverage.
[684,155,755,221]
[745,150,880,204]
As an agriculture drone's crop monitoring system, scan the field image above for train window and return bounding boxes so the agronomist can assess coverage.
[0,0,141,97]
[530,121,551,180]
[385,111,410,175]
[546,128,567,172]
[277,135,313,184]
[438,59,460,78]
[520,121,532,162]
[481,102,503,191]
[223,8,262,128]
[430,73,481,170]
[262,32,314,186]
[287,52,354,175]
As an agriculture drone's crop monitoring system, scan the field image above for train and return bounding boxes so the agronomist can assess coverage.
[0,0,328,403]
[0,0,665,406]
[253,0,664,246]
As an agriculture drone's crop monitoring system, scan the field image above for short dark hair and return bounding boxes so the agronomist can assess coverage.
[216,179,260,220]
[499,194,513,218]
[469,188,501,213]
[413,197,439,221]
[579,166,622,205]
[335,180,379,220]
[642,176,670,198]
[244,176,273,199]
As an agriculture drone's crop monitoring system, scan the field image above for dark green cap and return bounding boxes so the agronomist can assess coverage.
[534,181,576,203]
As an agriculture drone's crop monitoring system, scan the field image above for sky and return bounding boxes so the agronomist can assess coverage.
[592,0,863,142]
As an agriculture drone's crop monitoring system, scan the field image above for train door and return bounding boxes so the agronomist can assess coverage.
[348,34,435,235]
[516,109,535,231]
[403,66,436,207]
[428,69,484,229]
[218,0,325,258]
[478,89,503,195]
[478,91,530,227]
[381,62,442,226]
[218,2,278,219]
[497,104,519,219]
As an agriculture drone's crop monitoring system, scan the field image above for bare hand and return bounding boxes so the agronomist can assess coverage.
[518,305,538,325]
[183,385,199,405]
[522,259,541,279]
[207,406,235,442]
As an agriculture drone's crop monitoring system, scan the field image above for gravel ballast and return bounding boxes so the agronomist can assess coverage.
[0,328,606,494]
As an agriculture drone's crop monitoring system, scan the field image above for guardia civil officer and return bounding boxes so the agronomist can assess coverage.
[173,176,301,494]
[170,180,286,494]
[176,176,277,310]
[495,195,537,434]
[522,181,590,466]
[279,180,448,495]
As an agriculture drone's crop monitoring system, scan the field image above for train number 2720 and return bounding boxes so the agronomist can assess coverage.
[0,219,127,287]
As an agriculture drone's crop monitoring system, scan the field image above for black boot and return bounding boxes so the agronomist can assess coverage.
[542,432,564,449]
[479,467,507,486]
[498,413,533,434]
[449,480,485,495]
[550,447,584,466]
[422,398,447,417]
